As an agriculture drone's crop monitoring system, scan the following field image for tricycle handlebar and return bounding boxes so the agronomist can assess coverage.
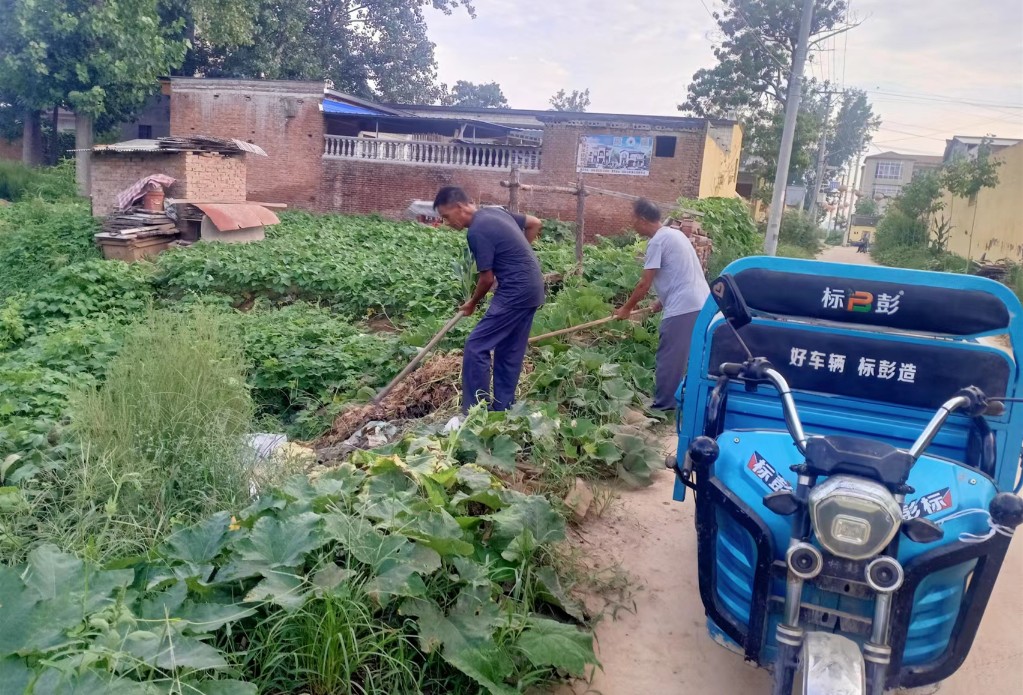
[718,361,990,461]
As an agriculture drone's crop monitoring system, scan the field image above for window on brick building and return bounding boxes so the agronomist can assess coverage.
[138,125,153,139]
[655,136,677,158]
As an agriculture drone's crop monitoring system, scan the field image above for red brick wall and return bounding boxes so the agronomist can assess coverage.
[168,78,711,235]
[90,151,247,217]
[320,124,707,237]
[170,78,324,209]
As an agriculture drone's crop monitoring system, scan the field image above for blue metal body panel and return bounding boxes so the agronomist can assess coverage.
[674,256,1023,674]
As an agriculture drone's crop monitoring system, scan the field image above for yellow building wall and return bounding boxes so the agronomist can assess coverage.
[939,142,1023,263]
[699,124,743,198]
[849,225,874,243]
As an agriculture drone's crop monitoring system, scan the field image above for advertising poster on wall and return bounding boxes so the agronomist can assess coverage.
[576,135,653,176]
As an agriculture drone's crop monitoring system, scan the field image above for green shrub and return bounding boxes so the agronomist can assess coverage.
[767,210,822,253]
[541,218,576,243]
[871,245,967,273]
[236,301,409,417]
[0,160,77,202]
[825,231,845,246]
[874,210,929,253]
[677,197,760,277]
[0,199,100,300]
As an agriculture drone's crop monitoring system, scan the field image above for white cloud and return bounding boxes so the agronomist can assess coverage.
[426,0,1023,155]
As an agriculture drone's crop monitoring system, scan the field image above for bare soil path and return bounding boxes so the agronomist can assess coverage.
[563,457,1023,694]
[817,244,878,266]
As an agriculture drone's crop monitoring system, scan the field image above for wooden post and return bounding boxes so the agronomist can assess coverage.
[575,175,586,274]
[508,165,520,214]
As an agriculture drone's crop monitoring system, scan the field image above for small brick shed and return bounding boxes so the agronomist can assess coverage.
[89,138,255,217]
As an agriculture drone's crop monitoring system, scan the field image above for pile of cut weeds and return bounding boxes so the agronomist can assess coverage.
[317,353,463,448]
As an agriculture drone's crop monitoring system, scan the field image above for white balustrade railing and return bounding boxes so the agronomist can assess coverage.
[323,135,541,171]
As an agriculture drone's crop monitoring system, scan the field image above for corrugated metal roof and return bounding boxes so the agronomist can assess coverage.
[80,136,267,156]
[322,99,388,116]
[195,203,280,232]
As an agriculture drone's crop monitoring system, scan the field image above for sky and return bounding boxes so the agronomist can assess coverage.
[425,0,1023,157]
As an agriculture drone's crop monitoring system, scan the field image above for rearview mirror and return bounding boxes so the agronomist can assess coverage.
[710,274,752,330]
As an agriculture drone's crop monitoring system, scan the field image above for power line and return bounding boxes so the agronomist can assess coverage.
[865,88,1023,110]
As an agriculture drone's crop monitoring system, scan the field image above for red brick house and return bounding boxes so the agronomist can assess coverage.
[165,78,742,236]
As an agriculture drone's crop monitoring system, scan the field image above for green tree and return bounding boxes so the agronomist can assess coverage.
[827,89,880,168]
[180,0,476,103]
[854,197,878,216]
[0,0,187,185]
[549,88,591,112]
[681,0,850,122]
[440,81,509,108]
[679,1,876,201]
[874,170,943,252]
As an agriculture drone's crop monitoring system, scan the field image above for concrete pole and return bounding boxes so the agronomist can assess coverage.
[763,0,816,256]
[75,113,94,198]
[844,150,862,245]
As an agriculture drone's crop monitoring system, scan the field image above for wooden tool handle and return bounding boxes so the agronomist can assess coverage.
[528,306,654,344]
[372,311,464,404]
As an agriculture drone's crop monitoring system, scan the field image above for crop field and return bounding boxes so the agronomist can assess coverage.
[0,167,752,694]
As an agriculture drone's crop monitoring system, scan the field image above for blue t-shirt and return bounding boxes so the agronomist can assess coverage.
[467,207,545,309]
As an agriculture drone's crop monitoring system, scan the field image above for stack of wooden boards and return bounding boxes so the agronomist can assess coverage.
[95,208,180,262]
[100,210,178,239]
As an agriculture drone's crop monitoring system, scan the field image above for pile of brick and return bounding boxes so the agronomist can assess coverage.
[668,217,713,274]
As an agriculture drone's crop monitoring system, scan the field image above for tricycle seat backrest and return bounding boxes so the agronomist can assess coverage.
[680,257,1023,491]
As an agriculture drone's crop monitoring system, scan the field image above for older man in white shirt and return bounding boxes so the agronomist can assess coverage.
[615,199,711,410]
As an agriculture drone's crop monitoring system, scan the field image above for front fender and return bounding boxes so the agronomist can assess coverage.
[802,632,865,695]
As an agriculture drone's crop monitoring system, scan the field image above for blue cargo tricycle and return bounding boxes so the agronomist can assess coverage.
[669,257,1023,694]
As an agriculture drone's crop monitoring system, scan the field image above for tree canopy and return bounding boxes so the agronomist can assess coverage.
[440,81,509,108]
[176,0,477,104]
[680,0,877,203]
[549,89,591,112]
[0,0,186,126]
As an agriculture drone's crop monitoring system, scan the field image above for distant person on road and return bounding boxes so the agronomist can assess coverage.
[433,187,545,414]
[858,231,871,253]
[614,199,710,411]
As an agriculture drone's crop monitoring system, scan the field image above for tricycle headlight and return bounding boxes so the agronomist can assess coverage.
[808,476,902,561]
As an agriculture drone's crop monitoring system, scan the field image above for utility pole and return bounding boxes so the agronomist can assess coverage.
[763,0,816,256]
[844,149,863,245]
[807,91,840,221]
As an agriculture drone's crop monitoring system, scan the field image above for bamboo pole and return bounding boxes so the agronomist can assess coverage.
[372,311,464,404]
[529,307,654,344]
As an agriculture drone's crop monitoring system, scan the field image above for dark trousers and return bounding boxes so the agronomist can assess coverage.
[462,304,539,413]
[653,311,700,410]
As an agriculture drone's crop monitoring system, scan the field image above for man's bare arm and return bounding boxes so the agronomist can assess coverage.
[614,268,657,319]
[461,270,496,315]
[523,215,543,244]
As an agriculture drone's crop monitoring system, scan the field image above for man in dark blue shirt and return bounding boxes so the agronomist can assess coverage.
[433,186,545,413]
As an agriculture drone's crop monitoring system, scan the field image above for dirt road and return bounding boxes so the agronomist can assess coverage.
[816,244,878,266]
[564,450,1023,694]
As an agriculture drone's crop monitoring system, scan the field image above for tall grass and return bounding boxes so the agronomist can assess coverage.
[18,308,254,563]
[0,159,78,202]
[236,583,424,695]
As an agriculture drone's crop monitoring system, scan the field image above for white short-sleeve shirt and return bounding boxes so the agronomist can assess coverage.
[644,226,711,319]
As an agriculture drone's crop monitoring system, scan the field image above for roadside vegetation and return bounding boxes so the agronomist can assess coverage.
[869,144,1022,301]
